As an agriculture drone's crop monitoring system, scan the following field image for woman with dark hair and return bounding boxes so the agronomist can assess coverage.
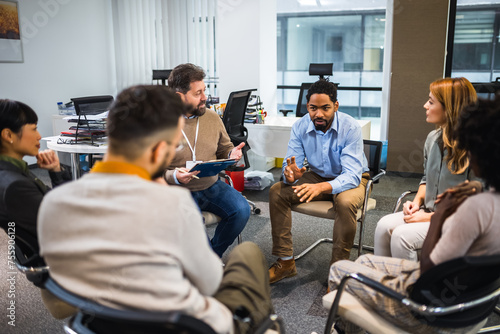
[0,99,71,250]
[374,77,481,261]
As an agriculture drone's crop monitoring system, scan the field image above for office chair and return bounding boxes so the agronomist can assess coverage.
[222,89,259,214]
[152,69,172,86]
[295,64,338,117]
[11,230,49,287]
[43,275,283,334]
[295,83,313,117]
[222,89,255,169]
[322,255,500,334]
[292,140,386,260]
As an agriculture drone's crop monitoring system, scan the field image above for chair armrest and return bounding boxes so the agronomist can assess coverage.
[325,273,407,334]
[253,314,285,334]
[372,169,386,183]
[352,274,407,300]
[393,190,418,213]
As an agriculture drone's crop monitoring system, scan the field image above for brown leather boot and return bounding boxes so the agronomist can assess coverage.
[269,258,297,284]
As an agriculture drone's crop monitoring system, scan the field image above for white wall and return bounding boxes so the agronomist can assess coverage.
[217,0,277,115]
[0,0,115,163]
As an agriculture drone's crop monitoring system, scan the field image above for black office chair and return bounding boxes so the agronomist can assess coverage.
[222,89,256,170]
[222,89,259,214]
[43,276,218,334]
[152,69,172,86]
[295,63,338,117]
[44,275,283,334]
[323,255,500,334]
[7,228,49,287]
[295,83,313,117]
[292,140,386,260]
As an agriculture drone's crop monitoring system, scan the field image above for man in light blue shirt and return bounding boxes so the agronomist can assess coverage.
[268,79,370,284]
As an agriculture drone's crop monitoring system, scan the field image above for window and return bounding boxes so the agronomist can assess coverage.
[451,1,500,83]
[277,0,387,138]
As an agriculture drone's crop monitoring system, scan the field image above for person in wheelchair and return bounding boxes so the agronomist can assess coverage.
[328,94,500,333]
[38,85,277,334]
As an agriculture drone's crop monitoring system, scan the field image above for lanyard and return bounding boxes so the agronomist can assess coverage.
[181,118,200,161]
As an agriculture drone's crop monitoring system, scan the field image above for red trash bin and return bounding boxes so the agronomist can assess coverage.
[225,169,244,192]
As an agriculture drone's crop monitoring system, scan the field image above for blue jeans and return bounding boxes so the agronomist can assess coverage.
[191,180,250,257]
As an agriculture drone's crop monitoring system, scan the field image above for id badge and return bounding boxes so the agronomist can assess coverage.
[186,160,202,170]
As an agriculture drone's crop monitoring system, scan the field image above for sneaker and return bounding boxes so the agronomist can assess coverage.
[269,258,297,284]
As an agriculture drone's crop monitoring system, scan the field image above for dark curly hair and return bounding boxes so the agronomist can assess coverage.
[167,63,206,94]
[456,94,500,191]
[306,79,337,103]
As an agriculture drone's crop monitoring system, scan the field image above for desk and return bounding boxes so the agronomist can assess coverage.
[246,117,371,158]
[43,136,107,180]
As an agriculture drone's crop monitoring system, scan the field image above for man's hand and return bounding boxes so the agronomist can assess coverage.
[284,156,306,183]
[175,168,200,184]
[229,142,245,161]
[403,210,433,223]
[402,200,420,215]
[36,150,61,172]
[435,180,481,205]
[292,182,331,203]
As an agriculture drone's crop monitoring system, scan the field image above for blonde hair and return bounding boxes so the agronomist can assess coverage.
[429,77,477,174]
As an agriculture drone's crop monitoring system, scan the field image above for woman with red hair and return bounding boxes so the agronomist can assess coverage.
[374,77,481,261]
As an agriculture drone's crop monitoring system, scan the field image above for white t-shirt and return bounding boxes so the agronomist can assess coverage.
[430,191,500,265]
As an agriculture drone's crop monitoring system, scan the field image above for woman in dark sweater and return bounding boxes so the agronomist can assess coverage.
[0,99,71,251]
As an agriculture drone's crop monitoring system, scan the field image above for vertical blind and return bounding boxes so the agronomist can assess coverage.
[111,0,217,93]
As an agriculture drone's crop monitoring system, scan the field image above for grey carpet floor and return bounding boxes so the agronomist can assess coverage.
[1,168,497,333]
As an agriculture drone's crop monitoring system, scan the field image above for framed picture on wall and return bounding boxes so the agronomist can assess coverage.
[0,0,23,62]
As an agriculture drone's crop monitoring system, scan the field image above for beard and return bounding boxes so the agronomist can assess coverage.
[151,160,169,180]
[313,117,332,132]
[190,103,207,117]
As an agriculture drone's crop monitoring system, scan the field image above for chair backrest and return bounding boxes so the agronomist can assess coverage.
[222,89,255,142]
[152,69,172,86]
[71,96,114,116]
[409,255,500,328]
[44,277,218,334]
[363,140,382,179]
[222,89,255,171]
[295,83,313,117]
[8,229,48,287]
[295,82,340,117]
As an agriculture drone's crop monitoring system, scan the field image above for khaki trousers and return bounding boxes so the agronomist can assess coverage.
[269,171,370,264]
[214,242,278,333]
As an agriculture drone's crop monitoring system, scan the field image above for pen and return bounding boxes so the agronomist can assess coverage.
[175,167,200,179]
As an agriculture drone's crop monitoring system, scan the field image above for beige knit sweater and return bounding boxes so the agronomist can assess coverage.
[165,110,234,191]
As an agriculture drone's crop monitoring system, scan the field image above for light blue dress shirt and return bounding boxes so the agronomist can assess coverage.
[282,111,369,194]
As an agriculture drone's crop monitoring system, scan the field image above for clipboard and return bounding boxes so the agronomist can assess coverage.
[189,159,238,178]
